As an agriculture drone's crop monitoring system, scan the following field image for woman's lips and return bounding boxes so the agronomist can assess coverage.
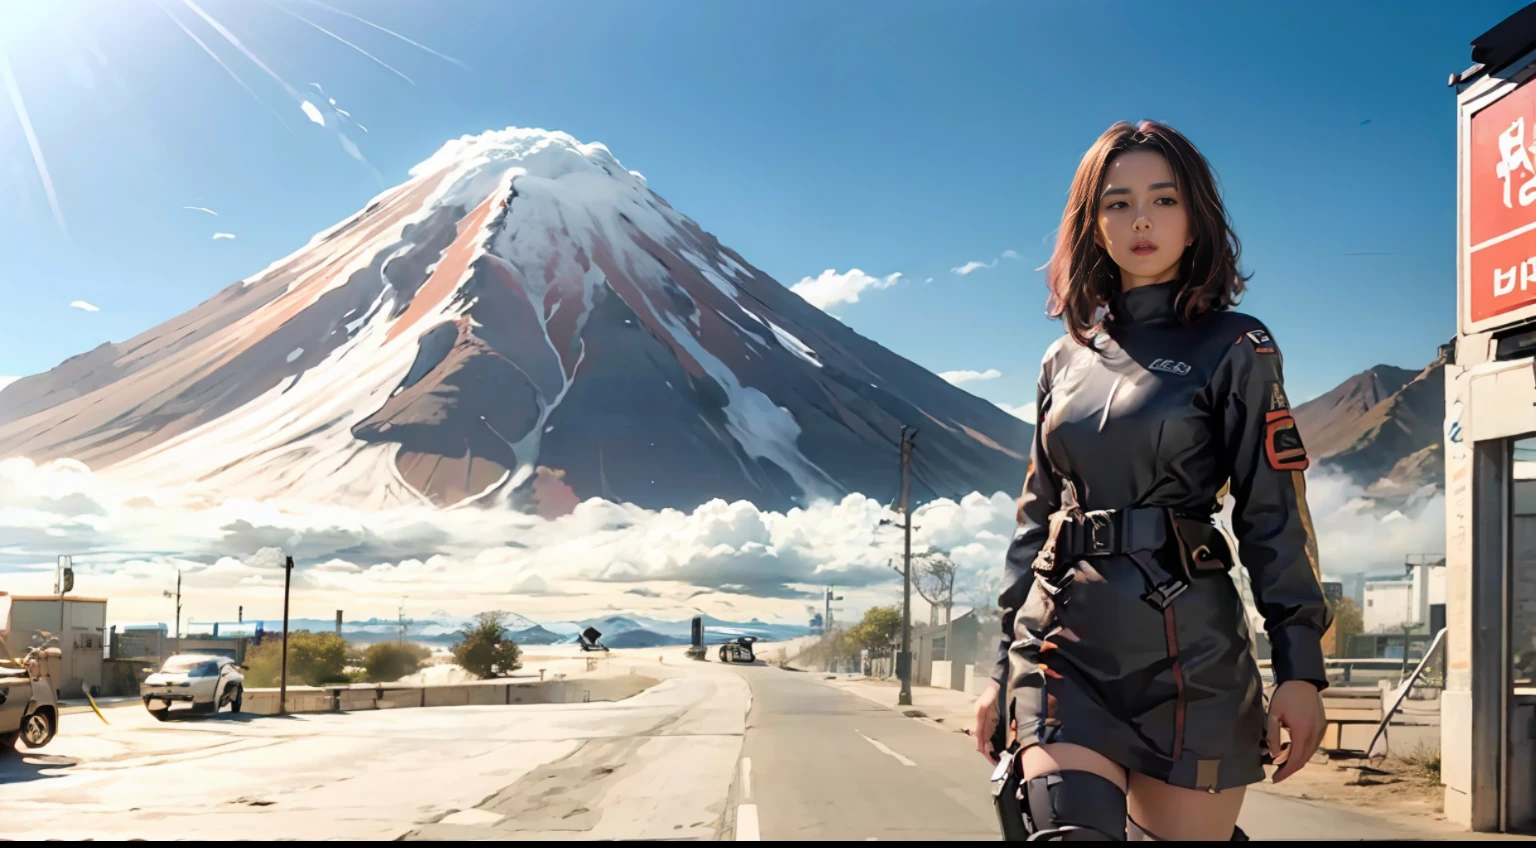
[1131,242,1158,256]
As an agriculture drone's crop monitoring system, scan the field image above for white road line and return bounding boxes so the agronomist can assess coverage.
[740,757,753,801]
[856,730,916,767]
[736,804,761,840]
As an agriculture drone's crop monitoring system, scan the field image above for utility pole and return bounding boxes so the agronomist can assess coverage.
[280,555,294,716]
[898,426,916,707]
[398,597,407,645]
[161,569,182,657]
[56,555,70,688]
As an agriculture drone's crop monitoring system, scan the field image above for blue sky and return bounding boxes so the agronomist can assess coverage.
[0,0,1523,411]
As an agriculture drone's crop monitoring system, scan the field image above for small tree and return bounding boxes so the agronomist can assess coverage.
[912,548,958,656]
[1332,597,1365,657]
[244,631,349,687]
[452,612,523,679]
[849,605,902,653]
[363,641,433,682]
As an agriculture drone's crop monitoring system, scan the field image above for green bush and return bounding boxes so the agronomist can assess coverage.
[849,605,901,651]
[363,641,432,683]
[451,612,523,679]
[244,631,349,688]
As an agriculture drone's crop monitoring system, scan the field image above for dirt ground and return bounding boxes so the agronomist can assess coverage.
[1250,748,1454,830]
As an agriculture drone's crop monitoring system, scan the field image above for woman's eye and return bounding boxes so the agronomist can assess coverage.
[1106,201,1127,210]
[1155,197,1179,206]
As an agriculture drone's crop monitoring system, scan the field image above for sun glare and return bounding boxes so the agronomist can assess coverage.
[0,0,467,235]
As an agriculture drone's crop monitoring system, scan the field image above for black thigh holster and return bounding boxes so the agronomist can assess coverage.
[992,757,1127,841]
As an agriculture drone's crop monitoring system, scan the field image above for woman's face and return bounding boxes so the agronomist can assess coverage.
[1093,149,1192,290]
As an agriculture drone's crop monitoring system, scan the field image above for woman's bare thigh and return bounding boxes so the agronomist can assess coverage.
[1020,742,1129,790]
[1126,771,1246,841]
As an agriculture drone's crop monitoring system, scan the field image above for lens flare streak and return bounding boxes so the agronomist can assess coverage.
[297,0,470,72]
[151,0,296,135]
[0,50,65,234]
[266,0,417,86]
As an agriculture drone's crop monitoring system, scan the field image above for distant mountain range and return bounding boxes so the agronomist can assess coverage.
[207,610,811,649]
[1293,348,1448,512]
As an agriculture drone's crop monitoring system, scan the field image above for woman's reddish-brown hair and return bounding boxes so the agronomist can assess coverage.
[1045,120,1250,347]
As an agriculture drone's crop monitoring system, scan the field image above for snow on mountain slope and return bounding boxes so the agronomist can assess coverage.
[0,128,1029,514]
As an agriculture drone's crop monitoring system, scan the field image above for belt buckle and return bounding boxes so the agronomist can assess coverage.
[1083,511,1116,556]
[1141,579,1189,611]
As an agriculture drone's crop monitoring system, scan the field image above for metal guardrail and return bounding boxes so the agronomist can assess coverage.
[1257,656,1446,689]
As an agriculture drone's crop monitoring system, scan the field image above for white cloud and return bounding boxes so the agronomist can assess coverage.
[952,260,996,276]
[69,300,99,312]
[182,206,218,216]
[789,268,901,310]
[940,369,1003,385]
[300,100,326,126]
[924,277,934,284]
[213,232,237,240]
[952,249,1021,276]
[0,458,1441,638]
[996,401,1037,424]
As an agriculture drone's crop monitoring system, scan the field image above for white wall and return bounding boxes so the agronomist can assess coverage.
[1365,580,1414,634]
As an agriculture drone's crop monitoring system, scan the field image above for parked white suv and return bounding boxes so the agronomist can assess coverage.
[141,655,244,720]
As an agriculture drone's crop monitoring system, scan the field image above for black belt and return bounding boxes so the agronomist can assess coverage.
[1054,507,1171,559]
[1033,506,1232,611]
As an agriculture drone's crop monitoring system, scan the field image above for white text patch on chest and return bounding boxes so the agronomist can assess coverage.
[1148,359,1192,376]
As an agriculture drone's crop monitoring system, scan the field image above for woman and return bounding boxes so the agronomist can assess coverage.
[972,120,1331,841]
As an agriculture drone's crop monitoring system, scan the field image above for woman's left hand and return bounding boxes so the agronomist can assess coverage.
[1266,679,1325,783]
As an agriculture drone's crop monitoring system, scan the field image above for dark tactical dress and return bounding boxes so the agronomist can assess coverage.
[993,280,1332,792]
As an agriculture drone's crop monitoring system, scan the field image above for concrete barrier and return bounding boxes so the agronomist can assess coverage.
[239,674,657,717]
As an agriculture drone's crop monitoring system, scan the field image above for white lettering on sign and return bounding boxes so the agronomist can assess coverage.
[1493,256,1536,297]
[1496,116,1536,209]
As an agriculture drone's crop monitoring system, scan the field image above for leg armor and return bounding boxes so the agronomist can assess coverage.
[993,758,1127,841]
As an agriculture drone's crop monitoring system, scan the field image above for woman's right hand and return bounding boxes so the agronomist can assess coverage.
[974,679,1002,765]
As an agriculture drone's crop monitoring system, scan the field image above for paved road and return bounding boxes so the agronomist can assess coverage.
[733,666,1513,842]
[5,653,1526,841]
[0,656,747,841]
[734,665,997,840]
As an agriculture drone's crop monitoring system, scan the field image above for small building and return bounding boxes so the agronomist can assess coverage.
[1444,3,1536,831]
[1364,563,1447,635]
[912,609,991,691]
[7,596,107,699]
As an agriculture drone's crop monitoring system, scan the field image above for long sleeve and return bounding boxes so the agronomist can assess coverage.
[1217,325,1332,691]
[993,360,1061,689]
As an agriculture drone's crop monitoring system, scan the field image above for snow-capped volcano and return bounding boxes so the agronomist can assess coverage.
[0,128,1029,514]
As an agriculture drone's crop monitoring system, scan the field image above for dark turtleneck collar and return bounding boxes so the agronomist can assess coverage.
[1108,280,1181,326]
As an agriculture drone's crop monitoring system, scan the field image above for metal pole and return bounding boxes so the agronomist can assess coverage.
[944,569,954,664]
[280,556,294,715]
[57,555,68,690]
[899,427,914,707]
[175,569,182,658]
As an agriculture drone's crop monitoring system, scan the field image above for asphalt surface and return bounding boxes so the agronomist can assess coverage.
[734,665,1513,842]
[0,653,745,841]
[5,650,1527,841]
[734,664,997,841]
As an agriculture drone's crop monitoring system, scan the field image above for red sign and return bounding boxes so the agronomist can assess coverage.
[1469,74,1536,324]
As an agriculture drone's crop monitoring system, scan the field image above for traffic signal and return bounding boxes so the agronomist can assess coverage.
[62,567,74,594]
